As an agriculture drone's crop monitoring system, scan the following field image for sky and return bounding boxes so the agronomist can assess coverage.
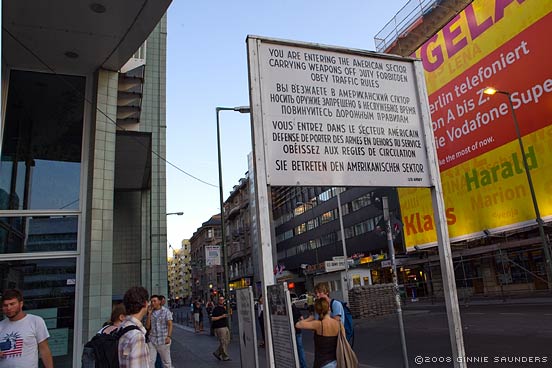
[165,0,409,250]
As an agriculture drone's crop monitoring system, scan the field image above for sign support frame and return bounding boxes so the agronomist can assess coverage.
[247,35,466,368]
[247,36,276,368]
[414,60,466,368]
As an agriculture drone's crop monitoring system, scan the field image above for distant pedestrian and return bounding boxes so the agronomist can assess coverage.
[257,295,265,348]
[211,296,231,361]
[192,301,202,333]
[307,292,315,315]
[296,298,339,368]
[206,300,215,336]
[206,300,214,316]
[291,295,307,368]
[100,303,126,334]
[0,289,54,368]
[118,286,150,368]
[159,295,167,308]
[146,295,173,368]
[155,295,170,368]
[198,300,204,332]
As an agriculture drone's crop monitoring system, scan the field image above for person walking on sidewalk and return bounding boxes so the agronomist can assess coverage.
[146,295,173,368]
[192,300,202,333]
[211,296,231,361]
[257,295,265,348]
[118,286,150,368]
[0,289,54,368]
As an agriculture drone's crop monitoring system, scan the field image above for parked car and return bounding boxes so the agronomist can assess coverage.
[292,293,309,310]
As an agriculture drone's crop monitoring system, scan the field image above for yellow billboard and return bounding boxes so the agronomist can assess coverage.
[401,0,552,248]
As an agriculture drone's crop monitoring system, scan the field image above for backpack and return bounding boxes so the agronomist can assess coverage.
[81,325,140,368]
[331,299,354,347]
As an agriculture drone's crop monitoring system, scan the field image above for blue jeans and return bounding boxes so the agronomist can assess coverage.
[320,361,337,368]
[295,332,307,368]
[155,354,163,368]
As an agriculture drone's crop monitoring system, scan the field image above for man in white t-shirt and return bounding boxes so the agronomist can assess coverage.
[0,289,53,368]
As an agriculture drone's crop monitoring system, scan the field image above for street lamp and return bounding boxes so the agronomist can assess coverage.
[483,87,552,285]
[166,212,184,216]
[216,106,251,303]
[336,190,350,304]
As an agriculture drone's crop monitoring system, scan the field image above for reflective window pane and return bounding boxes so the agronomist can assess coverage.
[0,216,77,254]
[0,258,76,368]
[0,70,84,210]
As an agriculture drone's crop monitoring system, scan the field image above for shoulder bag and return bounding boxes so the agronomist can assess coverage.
[336,323,359,368]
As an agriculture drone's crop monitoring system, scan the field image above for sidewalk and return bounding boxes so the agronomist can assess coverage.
[170,320,383,368]
[170,321,267,368]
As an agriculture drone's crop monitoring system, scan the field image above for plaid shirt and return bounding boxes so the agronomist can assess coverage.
[149,306,173,345]
[118,316,150,368]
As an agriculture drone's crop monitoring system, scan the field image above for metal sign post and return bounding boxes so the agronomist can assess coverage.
[414,62,466,368]
[383,197,409,368]
[247,36,276,368]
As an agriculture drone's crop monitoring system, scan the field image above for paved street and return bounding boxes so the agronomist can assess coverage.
[169,300,552,368]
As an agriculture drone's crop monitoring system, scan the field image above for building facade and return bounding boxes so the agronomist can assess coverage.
[224,175,255,293]
[190,215,223,300]
[1,1,171,366]
[168,239,192,305]
[272,186,403,298]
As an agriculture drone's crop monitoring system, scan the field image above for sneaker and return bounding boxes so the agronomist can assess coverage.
[221,357,231,361]
[213,352,221,361]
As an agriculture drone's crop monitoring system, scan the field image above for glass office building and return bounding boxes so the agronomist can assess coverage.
[1,1,171,366]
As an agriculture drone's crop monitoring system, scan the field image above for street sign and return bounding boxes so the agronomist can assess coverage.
[252,41,432,187]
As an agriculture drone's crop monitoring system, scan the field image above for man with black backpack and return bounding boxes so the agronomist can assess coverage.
[118,286,151,367]
[82,286,150,368]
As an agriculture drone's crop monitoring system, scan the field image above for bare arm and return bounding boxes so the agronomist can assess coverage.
[295,318,321,332]
[145,307,152,330]
[212,313,227,321]
[165,320,173,344]
[38,339,54,368]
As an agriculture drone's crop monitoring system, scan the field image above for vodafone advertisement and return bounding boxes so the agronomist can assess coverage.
[399,0,552,248]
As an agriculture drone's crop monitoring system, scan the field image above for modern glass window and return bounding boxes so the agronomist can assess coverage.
[0,216,77,254]
[0,258,77,368]
[0,71,84,211]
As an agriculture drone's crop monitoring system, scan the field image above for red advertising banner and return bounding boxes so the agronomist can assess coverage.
[399,0,552,248]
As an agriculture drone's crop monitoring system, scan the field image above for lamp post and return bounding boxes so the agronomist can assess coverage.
[483,87,552,286]
[336,190,350,304]
[216,106,251,304]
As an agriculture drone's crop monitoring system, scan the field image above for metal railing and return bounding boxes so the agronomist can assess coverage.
[374,0,440,52]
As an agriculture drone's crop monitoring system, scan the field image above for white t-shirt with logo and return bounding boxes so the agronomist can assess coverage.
[0,314,50,368]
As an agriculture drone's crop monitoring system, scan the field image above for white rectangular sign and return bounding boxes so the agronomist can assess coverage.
[252,41,432,187]
[267,283,299,368]
[205,245,221,266]
[324,259,345,273]
[236,287,259,368]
